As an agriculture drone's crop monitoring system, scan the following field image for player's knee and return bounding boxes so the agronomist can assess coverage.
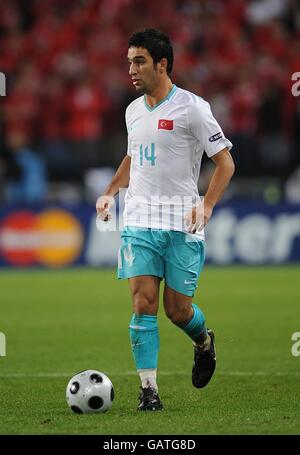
[164,304,192,327]
[132,293,157,315]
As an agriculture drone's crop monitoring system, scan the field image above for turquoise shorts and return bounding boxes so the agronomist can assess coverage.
[117,226,205,297]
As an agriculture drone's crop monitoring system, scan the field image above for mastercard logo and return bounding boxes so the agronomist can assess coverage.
[0,210,84,267]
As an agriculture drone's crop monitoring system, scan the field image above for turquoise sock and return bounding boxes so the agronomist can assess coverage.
[181,304,207,343]
[129,314,159,370]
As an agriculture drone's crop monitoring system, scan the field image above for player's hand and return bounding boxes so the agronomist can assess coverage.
[184,201,213,234]
[96,195,115,222]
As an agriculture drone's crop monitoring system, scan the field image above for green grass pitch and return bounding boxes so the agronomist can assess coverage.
[0,266,300,435]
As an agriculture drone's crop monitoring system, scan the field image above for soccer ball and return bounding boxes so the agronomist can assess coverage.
[66,369,114,414]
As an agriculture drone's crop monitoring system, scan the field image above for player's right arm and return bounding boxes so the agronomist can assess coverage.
[96,155,131,220]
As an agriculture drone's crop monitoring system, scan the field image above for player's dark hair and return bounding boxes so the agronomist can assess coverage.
[128,29,174,75]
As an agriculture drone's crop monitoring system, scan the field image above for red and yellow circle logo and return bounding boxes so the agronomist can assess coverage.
[0,209,84,267]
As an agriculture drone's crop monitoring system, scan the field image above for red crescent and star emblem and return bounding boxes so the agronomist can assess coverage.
[158,119,173,130]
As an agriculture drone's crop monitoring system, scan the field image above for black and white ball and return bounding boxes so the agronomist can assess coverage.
[66,369,114,414]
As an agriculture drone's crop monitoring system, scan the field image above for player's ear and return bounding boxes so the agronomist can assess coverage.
[159,58,168,73]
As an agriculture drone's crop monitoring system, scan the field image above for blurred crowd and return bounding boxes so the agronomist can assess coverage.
[0,0,300,203]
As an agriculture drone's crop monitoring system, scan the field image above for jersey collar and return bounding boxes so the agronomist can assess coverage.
[144,84,177,112]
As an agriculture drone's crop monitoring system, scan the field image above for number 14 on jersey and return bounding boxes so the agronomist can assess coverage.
[139,143,156,166]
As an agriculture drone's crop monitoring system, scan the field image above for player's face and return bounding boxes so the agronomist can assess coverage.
[127,47,160,94]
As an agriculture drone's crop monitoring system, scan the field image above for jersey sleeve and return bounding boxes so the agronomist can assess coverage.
[125,107,132,157]
[187,99,233,157]
[127,137,132,157]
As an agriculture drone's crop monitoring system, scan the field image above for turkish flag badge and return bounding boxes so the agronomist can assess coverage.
[158,119,173,130]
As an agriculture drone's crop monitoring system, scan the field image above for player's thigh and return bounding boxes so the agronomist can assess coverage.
[164,232,205,297]
[118,227,164,281]
[129,275,161,315]
[163,284,193,325]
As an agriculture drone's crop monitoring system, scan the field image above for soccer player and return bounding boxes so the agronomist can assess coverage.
[96,29,235,411]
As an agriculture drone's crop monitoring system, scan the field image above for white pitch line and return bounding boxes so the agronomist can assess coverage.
[0,371,299,378]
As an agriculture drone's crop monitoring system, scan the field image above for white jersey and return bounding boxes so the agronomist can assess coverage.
[123,85,232,238]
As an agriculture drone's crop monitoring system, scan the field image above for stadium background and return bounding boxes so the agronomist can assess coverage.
[0,0,300,436]
[0,0,300,267]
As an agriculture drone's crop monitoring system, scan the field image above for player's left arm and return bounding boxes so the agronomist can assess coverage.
[185,100,235,233]
[185,147,235,233]
[203,147,235,225]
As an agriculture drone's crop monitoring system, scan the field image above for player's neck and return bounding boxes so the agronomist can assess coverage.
[145,79,174,108]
